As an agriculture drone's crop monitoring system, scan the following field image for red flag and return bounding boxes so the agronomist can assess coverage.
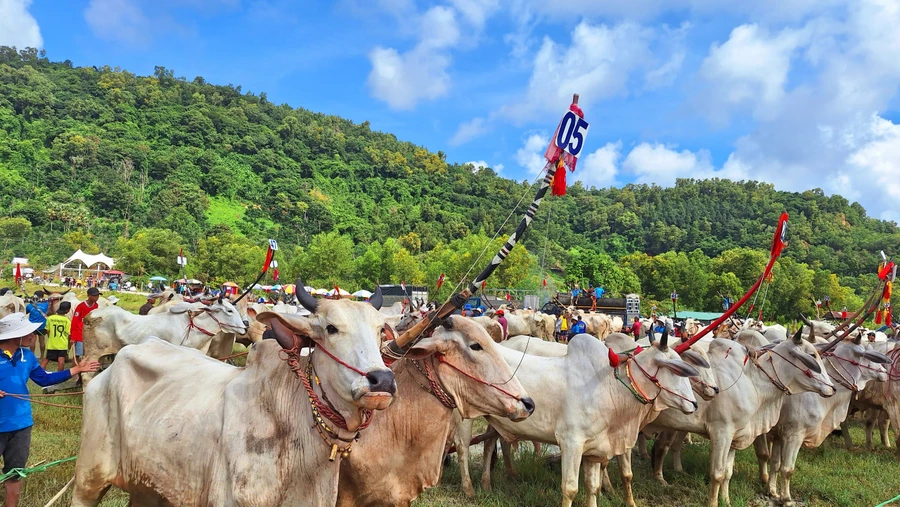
[262,245,274,273]
[13,263,21,285]
[542,279,547,287]
[481,280,487,290]
[879,261,895,280]
[545,102,586,197]
[505,293,511,301]
[333,285,341,300]
[436,273,445,290]
[273,268,279,281]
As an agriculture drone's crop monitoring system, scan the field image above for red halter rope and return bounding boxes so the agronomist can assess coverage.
[629,355,697,407]
[435,354,523,401]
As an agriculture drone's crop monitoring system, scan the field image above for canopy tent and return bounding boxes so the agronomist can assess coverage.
[149,276,168,281]
[352,289,373,298]
[55,249,115,279]
[327,288,352,297]
[176,278,202,285]
[222,282,239,287]
[104,270,125,276]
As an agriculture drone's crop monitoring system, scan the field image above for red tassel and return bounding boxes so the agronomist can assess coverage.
[551,159,567,196]
[608,347,620,367]
[875,310,883,325]
[886,311,893,327]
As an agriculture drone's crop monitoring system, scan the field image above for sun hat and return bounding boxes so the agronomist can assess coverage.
[107,295,119,304]
[0,313,41,341]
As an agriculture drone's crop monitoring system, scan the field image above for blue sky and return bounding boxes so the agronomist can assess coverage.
[4,0,900,221]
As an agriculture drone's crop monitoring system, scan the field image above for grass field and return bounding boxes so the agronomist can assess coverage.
[10,379,900,507]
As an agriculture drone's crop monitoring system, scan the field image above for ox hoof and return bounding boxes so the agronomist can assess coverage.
[462,485,475,497]
[655,476,669,487]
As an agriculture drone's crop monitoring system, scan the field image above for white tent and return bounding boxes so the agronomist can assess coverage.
[57,249,115,278]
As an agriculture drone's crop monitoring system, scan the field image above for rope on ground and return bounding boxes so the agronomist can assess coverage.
[0,456,77,483]
[876,493,900,507]
[2,392,83,410]
[27,391,85,397]
[44,476,74,507]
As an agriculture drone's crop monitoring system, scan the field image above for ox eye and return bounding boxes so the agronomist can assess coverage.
[469,343,483,351]
[326,325,338,334]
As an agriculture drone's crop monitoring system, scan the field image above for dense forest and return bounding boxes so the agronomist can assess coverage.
[1,47,898,320]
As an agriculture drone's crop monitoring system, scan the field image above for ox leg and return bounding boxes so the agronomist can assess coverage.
[864,410,877,449]
[651,432,675,486]
[558,443,583,507]
[583,459,603,507]
[671,431,687,473]
[707,435,731,507]
[480,436,498,492]
[778,435,803,506]
[618,450,637,507]
[453,417,476,497]
[500,439,517,479]
[840,419,854,449]
[753,433,771,485]
[636,432,651,460]
[721,448,737,506]
[534,441,543,456]
[879,412,892,448]
[600,460,613,493]
[766,436,782,498]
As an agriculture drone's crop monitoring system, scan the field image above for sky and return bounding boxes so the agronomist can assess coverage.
[3,0,900,221]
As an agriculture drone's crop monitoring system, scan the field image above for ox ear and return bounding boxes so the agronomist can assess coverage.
[680,349,710,369]
[169,302,195,314]
[789,347,822,374]
[862,350,892,364]
[369,286,383,311]
[404,337,449,360]
[256,311,315,350]
[656,358,700,378]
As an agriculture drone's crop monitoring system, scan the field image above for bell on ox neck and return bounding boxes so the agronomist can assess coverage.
[329,444,339,461]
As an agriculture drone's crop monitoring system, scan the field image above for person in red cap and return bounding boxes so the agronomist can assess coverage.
[496,309,509,341]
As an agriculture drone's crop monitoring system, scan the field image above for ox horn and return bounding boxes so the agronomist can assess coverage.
[791,325,804,345]
[799,313,812,326]
[853,330,863,345]
[295,277,319,313]
[369,286,383,310]
[660,325,670,351]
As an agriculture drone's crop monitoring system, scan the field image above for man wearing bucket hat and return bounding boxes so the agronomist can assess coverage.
[0,313,100,507]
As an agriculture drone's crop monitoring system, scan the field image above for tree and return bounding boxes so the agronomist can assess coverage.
[299,231,354,287]
[0,217,31,248]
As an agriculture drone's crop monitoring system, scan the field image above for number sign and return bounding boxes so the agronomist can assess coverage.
[269,239,279,251]
[176,256,187,266]
[554,110,590,157]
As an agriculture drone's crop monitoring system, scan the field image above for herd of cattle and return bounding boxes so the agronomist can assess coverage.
[1,286,899,506]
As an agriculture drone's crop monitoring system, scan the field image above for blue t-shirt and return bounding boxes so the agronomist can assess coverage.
[594,287,605,298]
[571,321,587,334]
[0,348,72,432]
[25,301,49,330]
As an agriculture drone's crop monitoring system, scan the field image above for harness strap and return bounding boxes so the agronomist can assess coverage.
[409,358,457,409]
[751,354,792,395]
[435,354,522,401]
[822,353,859,392]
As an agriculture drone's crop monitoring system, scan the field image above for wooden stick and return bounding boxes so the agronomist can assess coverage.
[44,476,74,507]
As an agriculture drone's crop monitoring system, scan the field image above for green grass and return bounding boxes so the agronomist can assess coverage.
[10,393,900,507]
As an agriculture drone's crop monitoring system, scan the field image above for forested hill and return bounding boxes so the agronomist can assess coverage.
[1,47,899,316]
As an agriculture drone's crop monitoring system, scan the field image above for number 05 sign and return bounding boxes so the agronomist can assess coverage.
[554,110,590,157]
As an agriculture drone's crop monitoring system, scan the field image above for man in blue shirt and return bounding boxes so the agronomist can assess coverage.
[24,291,49,356]
[0,313,99,507]
[571,315,587,335]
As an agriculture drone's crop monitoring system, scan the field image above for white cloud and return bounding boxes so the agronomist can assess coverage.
[448,0,499,29]
[645,49,684,90]
[450,117,488,146]
[0,0,42,49]
[622,143,714,185]
[575,142,621,189]
[515,133,551,176]
[465,160,504,173]
[698,24,809,122]
[85,0,151,46]
[367,5,462,110]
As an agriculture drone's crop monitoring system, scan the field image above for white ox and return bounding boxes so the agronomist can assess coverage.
[81,299,248,381]
[336,316,534,506]
[72,299,398,507]
[883,346,900,462]
[759,338,890,503]
[647,331,835,507]
[480,333,699,507]
[0,292,25,318]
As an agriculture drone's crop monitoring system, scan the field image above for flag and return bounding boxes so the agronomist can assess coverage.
[13,263,21,285]
[542,279,547,287]
[544,102,586,197]
[273,268,279,281]
[481,280,487,290]
[400,280,406,292]
[263,244,274,273]
[436,273,445,290]
[333,285,341,300]
[505,293,511,301]
[770,212,788,261]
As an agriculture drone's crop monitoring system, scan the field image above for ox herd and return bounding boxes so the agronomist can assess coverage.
[3,284,898,507]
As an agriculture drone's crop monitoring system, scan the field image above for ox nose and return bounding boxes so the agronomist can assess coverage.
[713,386,720,394]
[243,320,249,328]
[366,370,396,395]
[521,396,535,415]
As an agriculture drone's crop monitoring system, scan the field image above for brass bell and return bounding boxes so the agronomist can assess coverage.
[341,451,350,459]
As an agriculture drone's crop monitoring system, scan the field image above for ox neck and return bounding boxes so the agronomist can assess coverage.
[405,357,457,409]
[748,353,792,397]
[823,353,860,393]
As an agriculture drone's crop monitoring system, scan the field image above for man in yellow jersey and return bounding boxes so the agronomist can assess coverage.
[41,302,71,372]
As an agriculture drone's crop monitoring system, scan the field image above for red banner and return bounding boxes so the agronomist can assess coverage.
[436,273,445,290]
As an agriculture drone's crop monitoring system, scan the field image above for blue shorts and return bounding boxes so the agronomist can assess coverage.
[74,342,84,356]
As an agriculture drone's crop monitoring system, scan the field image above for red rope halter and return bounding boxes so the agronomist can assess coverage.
[435,354,523,401]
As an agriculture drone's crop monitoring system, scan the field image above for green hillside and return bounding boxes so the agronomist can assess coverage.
[1,47,898,319]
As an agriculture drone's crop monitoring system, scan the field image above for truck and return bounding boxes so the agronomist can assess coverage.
[539,293,641,323]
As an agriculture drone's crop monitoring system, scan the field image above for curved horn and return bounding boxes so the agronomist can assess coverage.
[295,277,318,313]
[369,285,383,310]
[853,330,863,345]
[218,292,224,303]
[660,325,670,351]
[791,325,804,345]
[799,313,812,326]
